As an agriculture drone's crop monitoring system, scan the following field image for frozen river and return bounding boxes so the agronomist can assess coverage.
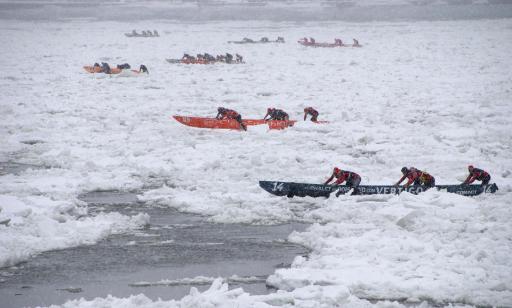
[0,189,308,307]
[1,2,511,307]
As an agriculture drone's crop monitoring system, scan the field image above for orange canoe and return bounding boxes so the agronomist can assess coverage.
[173,116,298,130]
[173,116,251,130]
[267,120,296,130]
[266,120,329,129]
[83,66,122,74]
[173,116,327,131]
[83,66,145,75]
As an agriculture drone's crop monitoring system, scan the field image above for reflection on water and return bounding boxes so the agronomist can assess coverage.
[0,191,309,307]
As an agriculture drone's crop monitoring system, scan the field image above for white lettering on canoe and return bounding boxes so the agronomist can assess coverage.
[272,182,284,192]
[306,185,331,191]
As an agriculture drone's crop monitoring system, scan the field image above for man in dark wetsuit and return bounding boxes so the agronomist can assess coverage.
[463,165,491,186]
[117,63,131,70]
[235,54,243,63]
[263,108,289,121]
[324,167,361,196]
[304,107,319,121]
[204,53,215,62]
[395,167,435,188]
[216,107,247,131]
[101,62,111,74]
[139,64,149,74]
[225,53,234,63]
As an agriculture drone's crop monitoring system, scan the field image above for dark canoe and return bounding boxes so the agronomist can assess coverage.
[259,181,336,198]
[228,39,284,44]
[259,181,498,198]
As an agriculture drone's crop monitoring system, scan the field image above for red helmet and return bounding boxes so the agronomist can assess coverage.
[333,167,341,174]
[468,165,474,171]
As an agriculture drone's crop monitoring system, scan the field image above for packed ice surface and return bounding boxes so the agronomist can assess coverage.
[0,17,511,307]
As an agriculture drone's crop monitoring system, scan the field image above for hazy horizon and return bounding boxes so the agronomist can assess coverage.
[1,0,512,22]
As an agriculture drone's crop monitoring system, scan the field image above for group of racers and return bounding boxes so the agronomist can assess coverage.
[236,37,285,43]
[181,53,244,64]
[215,107,319,126]
[215,106,492,194]
[92,62,149,74]
[299,37,360,46]
[325,166,491,196]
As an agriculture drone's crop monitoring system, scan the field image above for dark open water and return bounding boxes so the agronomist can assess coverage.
[0,183,308,308]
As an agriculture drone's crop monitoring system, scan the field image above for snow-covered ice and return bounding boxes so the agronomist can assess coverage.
[0,12,511,308]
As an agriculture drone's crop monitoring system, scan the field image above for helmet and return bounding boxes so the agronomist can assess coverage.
[218,107,224,113]
[333,167,341,174]
[401,167,408,174]
[468,165,474,171]
[267,108,274,113]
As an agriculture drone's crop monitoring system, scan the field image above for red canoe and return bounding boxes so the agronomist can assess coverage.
[173,116,299,130]
[173,116,257,130]
[267,120,296,130]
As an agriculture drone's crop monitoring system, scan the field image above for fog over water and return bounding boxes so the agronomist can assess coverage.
[1,0,512,21]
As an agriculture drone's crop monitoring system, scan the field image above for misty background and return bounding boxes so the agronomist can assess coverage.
[1,0,512,21]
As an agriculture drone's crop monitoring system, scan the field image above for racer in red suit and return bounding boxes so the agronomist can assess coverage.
[395,167,435,188]
[303,107,319,122]
[463,165,491,186]
[216,107,247,131]
[324,167,361,196]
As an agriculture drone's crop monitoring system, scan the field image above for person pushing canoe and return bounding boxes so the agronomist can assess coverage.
[138,64,149,74]
[395,167,435,188]
[216,107,247,131]
[463,165,491,186]
[325,167,361,196]
[264,108,289,121]
[304,107,319,121]
[101,62,111,74]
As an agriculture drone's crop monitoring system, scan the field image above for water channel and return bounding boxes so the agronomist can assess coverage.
[0,184,309,308]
